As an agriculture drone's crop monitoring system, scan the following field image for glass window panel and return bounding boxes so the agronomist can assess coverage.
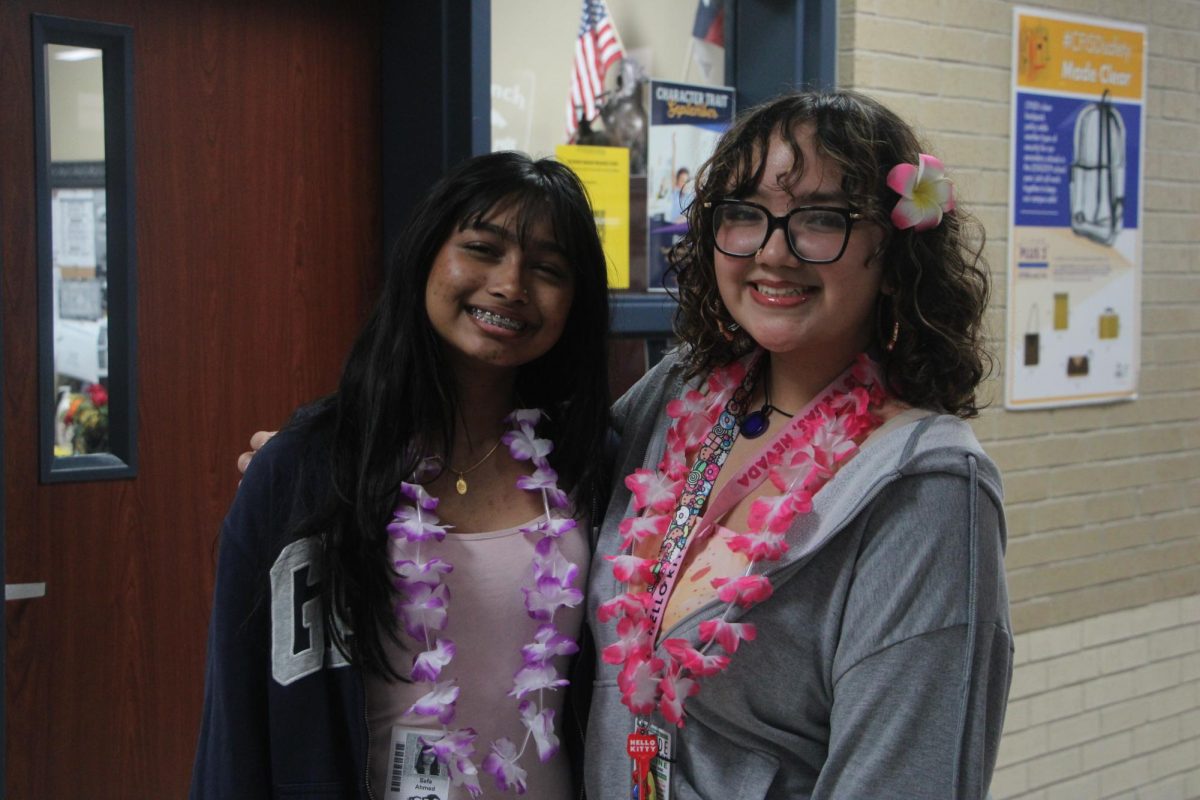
[491,0,728,297]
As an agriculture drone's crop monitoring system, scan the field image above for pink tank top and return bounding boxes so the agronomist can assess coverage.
[365,515,589,799]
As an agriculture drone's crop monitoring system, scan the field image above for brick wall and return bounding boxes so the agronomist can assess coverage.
[992,596,1200,798]
[838,0,1200,795]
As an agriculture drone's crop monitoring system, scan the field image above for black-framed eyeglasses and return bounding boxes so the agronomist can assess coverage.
[706,199,865,264]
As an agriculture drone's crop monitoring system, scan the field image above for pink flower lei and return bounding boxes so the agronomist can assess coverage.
[602,354,888,727]
[387,408,581,796]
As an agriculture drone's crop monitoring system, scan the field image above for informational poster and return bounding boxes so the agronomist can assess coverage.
[556,143,631,289]
[1006,8,1146,409]
[645,80,734,291]
[52,188,98,270]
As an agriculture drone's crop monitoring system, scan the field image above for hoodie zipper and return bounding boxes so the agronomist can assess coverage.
[363,686,376,800]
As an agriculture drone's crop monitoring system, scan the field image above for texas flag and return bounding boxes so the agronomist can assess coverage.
[688,0,725,82]
[693,0,725,45]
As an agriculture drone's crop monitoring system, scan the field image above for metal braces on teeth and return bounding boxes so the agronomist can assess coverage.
[472,308,523,330]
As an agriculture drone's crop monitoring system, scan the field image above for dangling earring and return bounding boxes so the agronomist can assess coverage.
[886,320,900,352]
[718,319,741,342]
[877,294,900,353]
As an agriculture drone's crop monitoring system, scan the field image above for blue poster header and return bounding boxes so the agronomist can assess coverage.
[649,80,735,131]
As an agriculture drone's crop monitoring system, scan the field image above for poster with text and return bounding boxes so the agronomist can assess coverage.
[556,144,631,289]
[646,80,734,292]
[1006,7,1146,409]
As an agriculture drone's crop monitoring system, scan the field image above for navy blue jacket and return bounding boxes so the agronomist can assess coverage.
[191,426,371,798]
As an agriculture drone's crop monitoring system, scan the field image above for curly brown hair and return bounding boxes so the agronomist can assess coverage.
[667,90,992,418]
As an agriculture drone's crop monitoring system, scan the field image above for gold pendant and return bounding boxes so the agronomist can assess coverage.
[455,475,468,495]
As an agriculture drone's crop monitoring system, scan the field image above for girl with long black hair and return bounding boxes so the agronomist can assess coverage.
[192,151,610,799]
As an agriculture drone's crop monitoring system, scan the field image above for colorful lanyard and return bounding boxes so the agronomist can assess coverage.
[643,360,759,633]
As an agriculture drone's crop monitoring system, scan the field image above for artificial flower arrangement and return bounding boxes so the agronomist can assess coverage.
[55,382,110,456]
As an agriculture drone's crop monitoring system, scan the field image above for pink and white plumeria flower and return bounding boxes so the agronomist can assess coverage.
[596,591,651,623]
[887,153,956,231]
[663,638,730,677]
[725,526,790,562]
[705,359,747,408]
[746,492,804,535]
[618,654,665,715]
[666,388,709,422]
[601,615,653,665]
[606,553,658,584]
[698,619,758,654]
[618,513,671,549]
[711,575,775,606]
[626,468,684,514]
[659,667,700,726]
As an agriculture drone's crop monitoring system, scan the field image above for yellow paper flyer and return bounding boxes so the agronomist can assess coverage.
[556,144,630,290]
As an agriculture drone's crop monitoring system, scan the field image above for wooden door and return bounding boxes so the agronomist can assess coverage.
[1,0,381,795]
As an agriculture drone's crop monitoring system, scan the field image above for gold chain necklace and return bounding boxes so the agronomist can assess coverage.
[448,438,503,495]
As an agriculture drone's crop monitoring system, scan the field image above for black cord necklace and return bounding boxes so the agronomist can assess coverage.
[739,369,794,439]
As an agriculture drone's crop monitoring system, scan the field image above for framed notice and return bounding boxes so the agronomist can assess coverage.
[1005,7,1146,409]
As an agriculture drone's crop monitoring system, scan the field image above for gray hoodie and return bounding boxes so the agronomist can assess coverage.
[585,352,1012,799]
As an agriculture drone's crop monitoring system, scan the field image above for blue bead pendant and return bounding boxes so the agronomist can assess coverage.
[740,410,769,439]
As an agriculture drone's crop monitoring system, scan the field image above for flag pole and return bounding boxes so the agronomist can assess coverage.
[682,35,697,82]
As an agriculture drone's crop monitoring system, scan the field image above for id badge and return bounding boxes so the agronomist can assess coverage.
[630,719,673,800]
[383,725,452,800]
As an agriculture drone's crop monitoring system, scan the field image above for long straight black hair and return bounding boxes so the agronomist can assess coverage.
[291,152,611,676]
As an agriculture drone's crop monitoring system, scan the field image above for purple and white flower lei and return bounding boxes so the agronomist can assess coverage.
[388,409,581,797]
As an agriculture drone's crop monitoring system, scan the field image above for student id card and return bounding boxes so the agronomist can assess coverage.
[383,725,451,800]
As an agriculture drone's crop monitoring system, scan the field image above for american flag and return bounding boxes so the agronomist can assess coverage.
[566,0,623,139]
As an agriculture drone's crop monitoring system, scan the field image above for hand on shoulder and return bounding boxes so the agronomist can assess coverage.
[237,430,277,476]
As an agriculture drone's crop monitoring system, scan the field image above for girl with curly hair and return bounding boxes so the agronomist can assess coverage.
[587,90,1011,799]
